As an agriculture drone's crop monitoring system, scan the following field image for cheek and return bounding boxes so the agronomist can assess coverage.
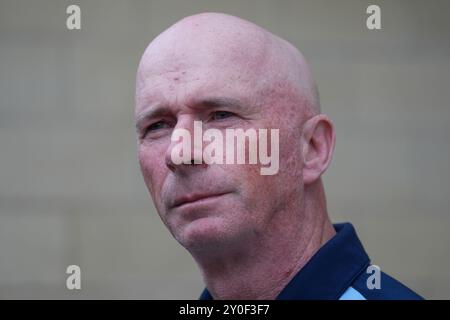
[238,130,303,209]
[138,144,167,199]
[280,131,303,173]
[227,162,278,212]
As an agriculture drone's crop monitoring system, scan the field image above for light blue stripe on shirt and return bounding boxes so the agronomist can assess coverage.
[339,287,366,300]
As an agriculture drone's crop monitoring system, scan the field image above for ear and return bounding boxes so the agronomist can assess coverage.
[301,114,336,185]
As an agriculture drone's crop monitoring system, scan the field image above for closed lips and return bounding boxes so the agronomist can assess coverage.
[173,192,229,208]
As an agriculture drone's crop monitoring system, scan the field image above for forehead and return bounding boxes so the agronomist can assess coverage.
[135,25,272,113]
[135,60,263,116]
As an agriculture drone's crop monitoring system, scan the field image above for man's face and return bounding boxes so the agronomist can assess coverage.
[135,41,306,251]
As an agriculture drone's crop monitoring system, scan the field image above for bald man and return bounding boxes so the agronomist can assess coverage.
[134,12,423,300]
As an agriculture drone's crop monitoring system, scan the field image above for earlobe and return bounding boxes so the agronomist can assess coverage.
[302,114,336,185]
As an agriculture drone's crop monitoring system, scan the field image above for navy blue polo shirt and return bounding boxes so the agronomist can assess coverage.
[199,223,423,300]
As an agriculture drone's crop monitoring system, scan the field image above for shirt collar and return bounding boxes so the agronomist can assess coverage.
[199,223,370,300]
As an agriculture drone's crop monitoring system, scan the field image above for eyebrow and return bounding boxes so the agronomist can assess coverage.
[134,96,248,132]
[193,96,245,110]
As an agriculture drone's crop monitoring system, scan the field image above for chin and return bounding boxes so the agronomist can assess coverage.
[176,217,235,251]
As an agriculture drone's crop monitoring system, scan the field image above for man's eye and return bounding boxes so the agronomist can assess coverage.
[210,111,235,121]
[147,121,169,132]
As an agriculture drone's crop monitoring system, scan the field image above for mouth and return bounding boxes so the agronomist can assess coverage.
[172,192,230,209]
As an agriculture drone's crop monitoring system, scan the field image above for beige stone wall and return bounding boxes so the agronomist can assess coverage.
[1,0,449,299]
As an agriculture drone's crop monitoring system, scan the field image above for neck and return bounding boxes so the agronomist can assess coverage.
[190,180,336,300]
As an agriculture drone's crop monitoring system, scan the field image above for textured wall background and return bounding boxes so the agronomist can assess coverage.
[1,0,449,299]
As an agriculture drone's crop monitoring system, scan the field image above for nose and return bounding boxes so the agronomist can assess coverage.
[164,118,207,172]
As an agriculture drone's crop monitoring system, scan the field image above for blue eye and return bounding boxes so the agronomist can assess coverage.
[211,111,234,120]
[147,121,168,132]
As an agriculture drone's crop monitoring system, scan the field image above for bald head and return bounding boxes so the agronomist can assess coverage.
[136,12,320,118]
